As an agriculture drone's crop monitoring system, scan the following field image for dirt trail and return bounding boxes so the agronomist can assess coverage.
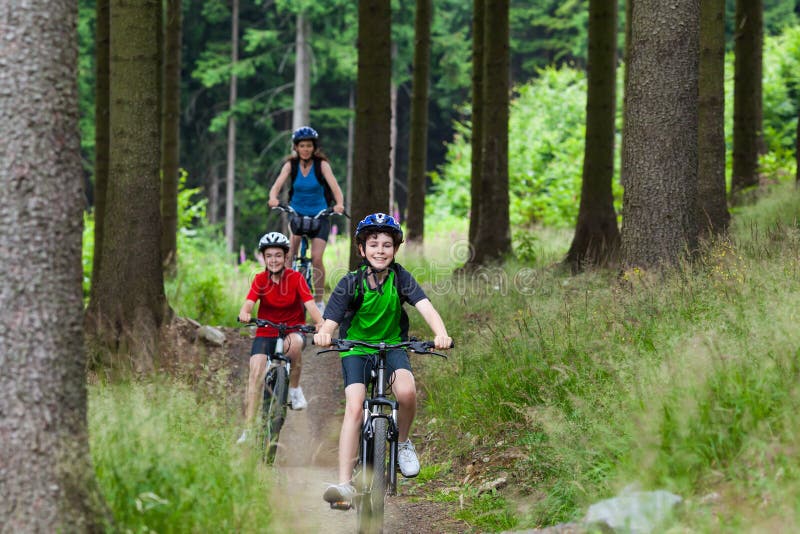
[264,345,466,533]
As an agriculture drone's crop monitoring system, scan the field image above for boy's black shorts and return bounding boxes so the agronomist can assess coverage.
[250,334,305,356]
[341,349,412,388]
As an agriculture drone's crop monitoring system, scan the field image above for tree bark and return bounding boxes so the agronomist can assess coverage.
[292,11,311,129]
[350,0,392,270]
[731,0,763,197]
[0,0,108,529]
[87,0,168,370]
[470,0,511,265]
[621,0,700,269]
[467,0,485,249]
[565,0,620,271]
[92,0,110,297]
[405,0,432,243]
[697,0,730,235]
[161,0,182,273]
[225,0,239,255]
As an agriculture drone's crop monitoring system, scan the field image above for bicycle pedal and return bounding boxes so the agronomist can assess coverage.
[329,501,352,511]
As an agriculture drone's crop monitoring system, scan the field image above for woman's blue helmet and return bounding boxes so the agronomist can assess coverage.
[355,213,403,243]
[291,126,319,144]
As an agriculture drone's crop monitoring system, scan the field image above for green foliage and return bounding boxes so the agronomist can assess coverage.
[429,66,588,228]
[418,183,800,529]
[90,380,273,532]
[431,24,799,233]
[165,186,247,326]
[82,212,94,299]
[454,489,518,531]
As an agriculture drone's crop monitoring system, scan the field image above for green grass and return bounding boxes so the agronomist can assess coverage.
[409,181,800,530]
[89,379,274,532]
[87,180,800,532]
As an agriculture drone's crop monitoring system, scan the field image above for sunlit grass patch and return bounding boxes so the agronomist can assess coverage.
[89,380,273,532]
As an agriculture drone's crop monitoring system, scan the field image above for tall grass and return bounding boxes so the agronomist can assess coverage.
[413,182,800,530]
[89,379,274,532]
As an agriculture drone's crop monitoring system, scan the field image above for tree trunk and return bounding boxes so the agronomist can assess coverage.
[390,73,398,214]
[350,0,392,270]
[92,0,110,297]
[470,0,511,265]
[565,0,620,271]
[0,0,108,529]
[621,0,700,269]
[208,164,220,224]
[292,11,311,129]
[161,0,182,273]
[620,0,632,193]
[405,0,432,243]
[731,0,763,197]
[346,88,355,210]
[87,0,168,370]
[467,0,485,249]
[697,0,730,235]
[225,0,239,255]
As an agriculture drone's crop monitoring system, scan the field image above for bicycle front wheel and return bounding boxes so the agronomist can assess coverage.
[357,417,388,534]
[261,365,288,462]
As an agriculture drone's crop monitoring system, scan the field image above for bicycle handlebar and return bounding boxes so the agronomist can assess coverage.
[316,338,453,358]
[237,318,316,334]
[272,203,350,219]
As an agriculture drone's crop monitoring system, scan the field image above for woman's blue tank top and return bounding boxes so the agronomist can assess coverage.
[290,162,328,216]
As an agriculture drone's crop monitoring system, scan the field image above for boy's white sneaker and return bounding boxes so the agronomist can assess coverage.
[323,482,357,506]
[398,439,420,477]
[236,429,250,444]
[289,387,307,410]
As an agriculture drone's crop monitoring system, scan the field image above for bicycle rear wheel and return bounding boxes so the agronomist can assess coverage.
[356,417,388,534]
[261,365,288,462]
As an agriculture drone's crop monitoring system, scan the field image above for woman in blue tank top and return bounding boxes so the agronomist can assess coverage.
[269,126,345,312]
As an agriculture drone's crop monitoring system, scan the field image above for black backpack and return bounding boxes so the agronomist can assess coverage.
[339,263,411,339]
[288,157,335,207]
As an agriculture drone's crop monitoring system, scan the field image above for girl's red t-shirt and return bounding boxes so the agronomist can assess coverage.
[246,269,313,337]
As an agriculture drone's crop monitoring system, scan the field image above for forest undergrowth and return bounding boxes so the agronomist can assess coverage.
[86,181,800,532]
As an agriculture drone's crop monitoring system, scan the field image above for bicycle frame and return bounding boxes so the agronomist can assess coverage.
[360,347,400,495]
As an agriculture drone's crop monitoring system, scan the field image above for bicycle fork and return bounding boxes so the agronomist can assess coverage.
[360,397,399,495]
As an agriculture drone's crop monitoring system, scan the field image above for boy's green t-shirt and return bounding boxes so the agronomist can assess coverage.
[343,270,403,357]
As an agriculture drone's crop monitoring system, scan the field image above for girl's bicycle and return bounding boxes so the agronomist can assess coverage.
[318,338,451,534]
[239,318,316,462]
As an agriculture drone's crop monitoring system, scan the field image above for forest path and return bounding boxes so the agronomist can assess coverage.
[262,344,466,533]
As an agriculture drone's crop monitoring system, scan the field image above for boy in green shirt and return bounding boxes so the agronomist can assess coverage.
[314,213,452,505]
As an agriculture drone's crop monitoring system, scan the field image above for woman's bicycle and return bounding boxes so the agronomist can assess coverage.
[318,338,451,534]
[239,318,316,462]
[271,203,344,297]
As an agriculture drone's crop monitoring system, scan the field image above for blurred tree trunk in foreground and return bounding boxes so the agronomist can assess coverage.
[0,0,109,529]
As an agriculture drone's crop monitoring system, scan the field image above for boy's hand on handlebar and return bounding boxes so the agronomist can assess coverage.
[268,198,279,208]
[238,311,252,324]
[434,335,452,350]
[314,332,332,347]
[333,203,345,215]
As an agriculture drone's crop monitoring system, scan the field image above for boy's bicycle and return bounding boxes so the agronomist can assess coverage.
[271,203,345,296]
[318,338,451,534]
[239,318,316,462]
